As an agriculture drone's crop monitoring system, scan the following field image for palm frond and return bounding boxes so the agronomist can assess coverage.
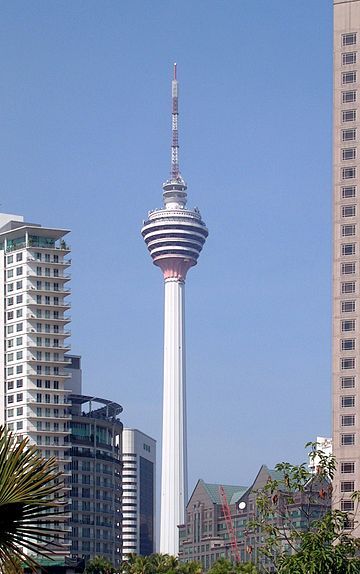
[0,425,66,570]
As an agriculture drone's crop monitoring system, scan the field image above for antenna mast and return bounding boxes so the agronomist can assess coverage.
[171,63,180,181]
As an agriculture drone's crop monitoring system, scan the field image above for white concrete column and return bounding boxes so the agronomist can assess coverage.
[159,277,188,556]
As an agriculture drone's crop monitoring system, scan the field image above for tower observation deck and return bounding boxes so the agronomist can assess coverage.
[141,64,208,555]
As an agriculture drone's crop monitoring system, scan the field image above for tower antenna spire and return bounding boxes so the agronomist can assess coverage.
[171,62,180,181]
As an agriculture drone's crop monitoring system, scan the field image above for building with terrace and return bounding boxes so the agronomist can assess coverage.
[68,394,123,565]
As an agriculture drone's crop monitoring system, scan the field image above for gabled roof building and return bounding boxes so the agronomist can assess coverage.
[179,465,330,572]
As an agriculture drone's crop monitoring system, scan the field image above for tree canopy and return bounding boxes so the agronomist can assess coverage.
[250,442,360,573]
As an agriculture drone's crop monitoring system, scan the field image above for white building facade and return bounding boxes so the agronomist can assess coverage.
[333,0,360,527]
[122,429,156,560]
[0,212,72,554]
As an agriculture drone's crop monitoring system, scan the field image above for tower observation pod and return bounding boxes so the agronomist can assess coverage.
[141,64,208,556]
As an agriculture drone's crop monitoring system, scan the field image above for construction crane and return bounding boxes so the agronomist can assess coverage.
[219,485,241,563]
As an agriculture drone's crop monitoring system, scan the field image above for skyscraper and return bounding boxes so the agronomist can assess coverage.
[141,65,208,555]
[0,212,72,556]
[333,0,360,527]
[122,429,156,560]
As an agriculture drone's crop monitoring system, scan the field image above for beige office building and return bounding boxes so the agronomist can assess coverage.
[333,0,360,528]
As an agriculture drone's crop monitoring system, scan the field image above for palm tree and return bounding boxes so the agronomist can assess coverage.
[84,555,116,574]
[0,425,64,571]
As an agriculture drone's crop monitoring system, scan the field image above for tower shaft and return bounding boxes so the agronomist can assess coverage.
[160,278,188,555]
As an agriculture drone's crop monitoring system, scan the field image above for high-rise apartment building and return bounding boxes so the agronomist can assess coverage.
[122,429,156,560]
[0,212,72,555]
[333,0,360,526]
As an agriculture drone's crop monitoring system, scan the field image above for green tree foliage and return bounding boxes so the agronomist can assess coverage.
[207,557,259,574]
[0,425,63,571]
[121,553,202,574]
[84,555,116,574]
[250,442,360,573]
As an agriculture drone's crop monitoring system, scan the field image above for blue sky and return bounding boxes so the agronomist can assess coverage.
[0,0,332,493]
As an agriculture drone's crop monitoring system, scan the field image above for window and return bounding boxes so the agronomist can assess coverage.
[342,395,355,407]
[7,255,13,264]
[342,415,355,426]
[342,433,355,445]
[36,266,42,276]
[45,296,50,305]
[342,205,356,217]
[342,224,356,237]
[341,481,355,492]
[342,90,357,103]
[16,323,22,332]
[342,376,355,388]
[16,350,22,360]
[341,500,355,511]
[7,270,13,278]
[342,148,356,161]
[342,52,357,65]
[16,295,22,304]
[342,72,357,85]
[342,166,356,179]
[341,262,356,274]
[342,281,356,293]
[45,380,50,389]
[45,268,50,277]
[342,128,356,141]
[16,421,22,430]
[7,396,14,404]
[343,33,357,46]
[45,254,50,262]
[16,407,23,416]
[16,281,22,290]
[45,394,50,404]
[36,380,42,388]
[54,381,59,389]
[16,365,22,374]
[341,462,355,473]
[16,379,22,388]
[342,319,356,331]
[16,393,22,402]
[16,267,22,276]
[7,382,13,390]
[342,243,355,256]
[342,339,355,350]
[16,252,22,262]
[7,409,13,418]
[341,358,355,370]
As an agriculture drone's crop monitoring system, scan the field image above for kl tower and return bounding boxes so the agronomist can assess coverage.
[141,64,208,555]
